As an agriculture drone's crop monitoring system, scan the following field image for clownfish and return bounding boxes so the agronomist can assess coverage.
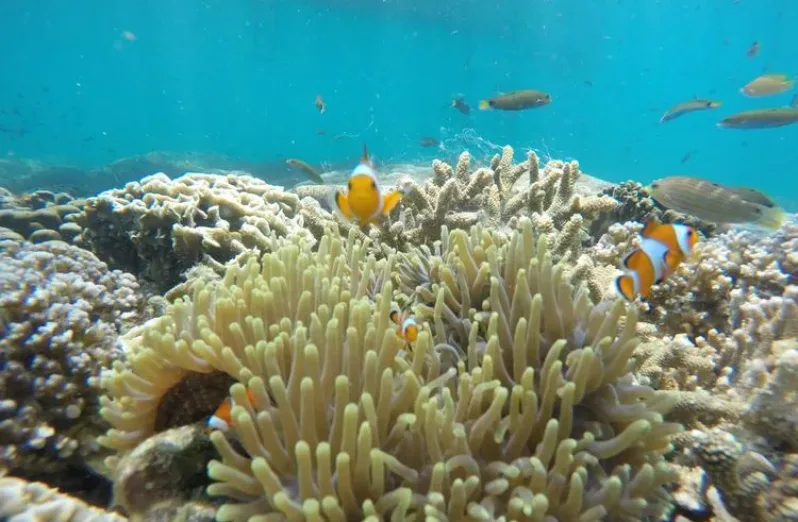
[207,388,257,432]
[390,305,418,345]
[614,220,699,302]
[331,145,402,227]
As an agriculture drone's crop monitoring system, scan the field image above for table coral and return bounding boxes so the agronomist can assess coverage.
[75,172,313,293]
[0,239,148,483]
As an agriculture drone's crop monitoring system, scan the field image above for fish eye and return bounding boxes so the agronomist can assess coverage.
[370,180,377,190]
[687,229,694,237]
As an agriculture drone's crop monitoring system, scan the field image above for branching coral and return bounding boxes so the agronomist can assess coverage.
[0,239,148,479]
[76,172,313,293]
[296,146,619,255]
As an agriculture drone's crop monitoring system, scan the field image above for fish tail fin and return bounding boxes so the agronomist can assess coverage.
[613,273,638,302]
[755,204,786,230]
[381,190,402,216]
[790,94,798,109]
[478,100,491,110]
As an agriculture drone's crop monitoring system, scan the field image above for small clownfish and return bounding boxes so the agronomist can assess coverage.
[207,388,257,432]
[390,305,419,345]
[614,220,698,302]
[331,145,402,227]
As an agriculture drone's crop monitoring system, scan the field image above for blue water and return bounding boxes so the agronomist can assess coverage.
[0,0,796,208]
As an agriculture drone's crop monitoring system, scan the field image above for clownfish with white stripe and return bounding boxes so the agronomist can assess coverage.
[207,388,257,432]
[614,220,699,302]
[390,304,419,345]
[331,145,402,227]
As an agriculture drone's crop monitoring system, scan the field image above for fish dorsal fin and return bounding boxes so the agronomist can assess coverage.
[361,144,371,166]
[641,219,661,238]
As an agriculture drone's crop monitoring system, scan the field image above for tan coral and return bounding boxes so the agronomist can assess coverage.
[76,172,313,293]
[0,475,128,521]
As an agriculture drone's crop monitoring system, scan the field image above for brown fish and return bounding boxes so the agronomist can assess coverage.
[451,96,471,114]
[286,158,324,184]
[478,90,551,111]
[314,95,326,114]
[717,108,798,129]
[419,136,440,148]
[660,99,722,123]
[647,176,784,229]
[740,73,794,97]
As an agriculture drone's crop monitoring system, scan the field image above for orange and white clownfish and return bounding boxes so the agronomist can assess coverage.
[331,145,402,227]
[207,388,257,432]
[390,304,419,344]
[614,220,699,301]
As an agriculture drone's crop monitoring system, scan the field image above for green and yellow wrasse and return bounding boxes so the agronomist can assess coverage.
[740,73,795,97]
[717,107,798,129]
[286,158,325,184]
[331,145,402,227]
[647,176,785,230]
[478,90,551,111]
[659,99,722,123]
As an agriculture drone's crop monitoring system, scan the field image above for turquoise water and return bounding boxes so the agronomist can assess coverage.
[1,0,796,208]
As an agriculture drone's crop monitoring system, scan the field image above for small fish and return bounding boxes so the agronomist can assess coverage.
[315,95,326,114]
[419,136,440,148]
[207,388,257,431]
[614,220,698,301]
[390,305,419,345]
[451,96,471,114]
[286,158,324,184]
[660,99,722,123]
[478,90,551,111]
[121,30,136,41]
[740,73,795,97]
[717,107,798,129]
[680,150,697,164]
[747,41,759,57]
[331,145,402,227]
[648,176,785,229]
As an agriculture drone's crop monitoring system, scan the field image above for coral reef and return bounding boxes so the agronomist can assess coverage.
[1,144,795,522]
[0,187,84,243]
[298,147,619,254]
[0,239,149,482]
[76,172,313,293]
[0,475,128,521]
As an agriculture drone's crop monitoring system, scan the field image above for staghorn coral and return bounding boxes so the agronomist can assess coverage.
[0,186,85,243]
[0,239,149,482]
[76,172,313,293]
[0,475,128,521]
[296,146,619,255]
